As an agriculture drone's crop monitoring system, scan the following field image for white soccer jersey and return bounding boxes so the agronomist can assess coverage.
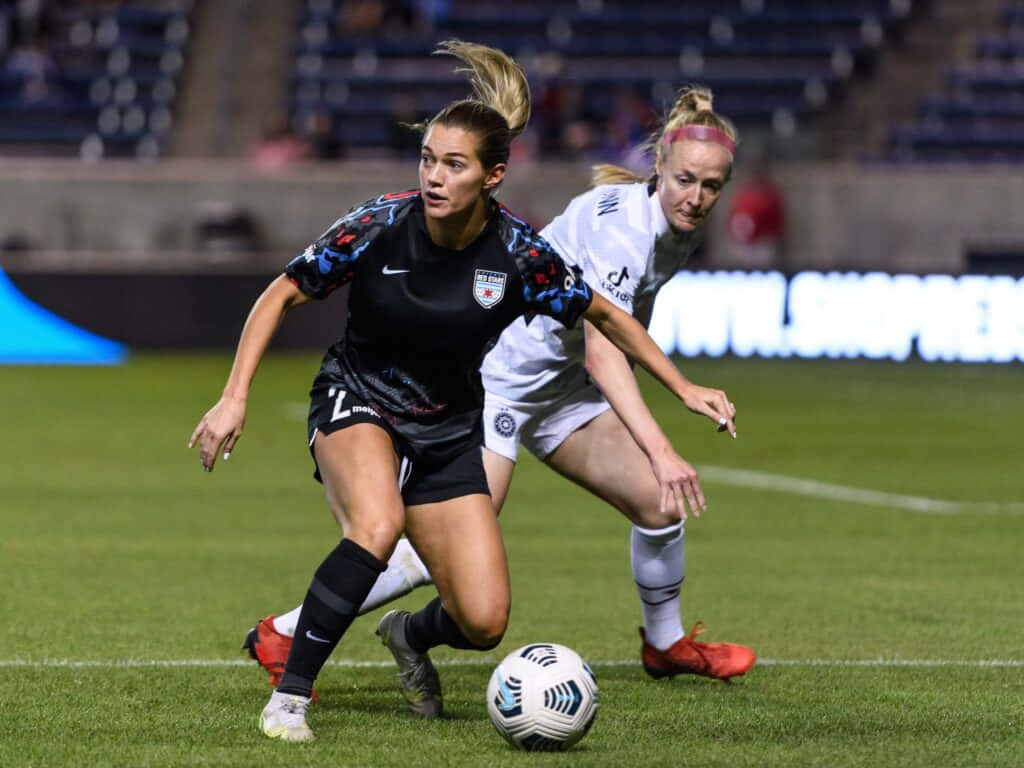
[482,181,703,404]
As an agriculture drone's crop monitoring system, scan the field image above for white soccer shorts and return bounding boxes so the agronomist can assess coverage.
[483,384,612,461]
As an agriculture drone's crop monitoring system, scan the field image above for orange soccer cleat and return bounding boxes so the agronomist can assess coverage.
[242,615,293,688]
[640,621,756,682]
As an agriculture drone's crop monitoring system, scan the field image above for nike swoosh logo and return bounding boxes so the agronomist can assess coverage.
[305,630,331,644]
[382,266,410,275]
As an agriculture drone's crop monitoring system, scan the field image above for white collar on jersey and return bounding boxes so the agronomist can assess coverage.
[647,182,673,239]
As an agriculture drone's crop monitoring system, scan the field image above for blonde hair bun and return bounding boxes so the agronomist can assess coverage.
[590,83,736,188]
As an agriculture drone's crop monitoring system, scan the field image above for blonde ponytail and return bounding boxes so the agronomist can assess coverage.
[402,40,532,173]
[590,163,646,186]
[435,40,530,139]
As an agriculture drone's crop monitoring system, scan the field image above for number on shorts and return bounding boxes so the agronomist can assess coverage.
[328,387,348,422]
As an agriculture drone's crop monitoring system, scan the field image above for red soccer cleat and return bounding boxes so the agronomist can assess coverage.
[242,615,292,689]
[640,621,756,682]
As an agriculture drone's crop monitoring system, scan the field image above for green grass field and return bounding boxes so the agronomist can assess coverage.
[1,354,1021,767]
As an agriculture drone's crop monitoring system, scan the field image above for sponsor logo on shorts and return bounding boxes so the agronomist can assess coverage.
[493,409,516,438]
[346,405,381,418]
[329,386,382,422]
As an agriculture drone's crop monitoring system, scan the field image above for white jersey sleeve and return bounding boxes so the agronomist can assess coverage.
[482,182,702,404]
[541,183,650,314]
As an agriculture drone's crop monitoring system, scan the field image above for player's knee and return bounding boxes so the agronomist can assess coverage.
[345,514,403,561]
[622,497,677,529]
[633,509,677,529]
[459,604,508,649]
[614,483,674,528]
[464,622,505,650]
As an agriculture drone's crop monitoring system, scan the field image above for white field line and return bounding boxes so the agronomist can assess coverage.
[280,403,1020,516]
[2,658,1022,669]
[699,465,1024,515]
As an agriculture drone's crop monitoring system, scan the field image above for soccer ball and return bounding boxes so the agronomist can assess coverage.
[486,643,599,751]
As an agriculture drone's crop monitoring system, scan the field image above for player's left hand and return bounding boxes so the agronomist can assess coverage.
[681,384,737,438]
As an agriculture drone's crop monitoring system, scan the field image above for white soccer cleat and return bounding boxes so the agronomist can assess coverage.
[376,609,443,718]
[259,691,315,742]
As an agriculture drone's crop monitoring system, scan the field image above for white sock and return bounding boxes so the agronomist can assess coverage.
[270,539,431,637]
[270,539,432,637]
[631,522,685,651]
[357,537,432,614]
[272,606,303,637]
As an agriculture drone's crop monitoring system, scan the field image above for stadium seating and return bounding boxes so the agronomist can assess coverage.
[288,0,918,156]
[888,3,1024,162]
[1,1,945,160]
[0,1,191,159]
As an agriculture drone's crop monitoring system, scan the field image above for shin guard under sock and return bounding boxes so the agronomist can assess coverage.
[278,538,386,695]
[631,522,686,650]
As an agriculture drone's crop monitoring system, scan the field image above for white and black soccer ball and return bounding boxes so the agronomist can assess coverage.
[486,643,599,751]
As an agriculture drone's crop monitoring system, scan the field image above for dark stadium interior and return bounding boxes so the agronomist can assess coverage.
[2,0,1023,352]
[1,0,1022,162]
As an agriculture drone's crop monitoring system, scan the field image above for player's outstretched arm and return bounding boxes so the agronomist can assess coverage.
[582,321,705,518]
[582,293,737,438]
[188,275,312,472]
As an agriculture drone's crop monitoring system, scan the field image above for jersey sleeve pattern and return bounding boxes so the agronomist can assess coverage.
[284,190,420,299]
[497,205,593,329]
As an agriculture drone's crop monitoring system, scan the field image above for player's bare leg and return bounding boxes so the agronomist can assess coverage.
[482,446,516,512]
[546,408,754,681]
[244,447,516,690]
[376,492,510,718]
[260,424,401,740]
[405,492,510,645]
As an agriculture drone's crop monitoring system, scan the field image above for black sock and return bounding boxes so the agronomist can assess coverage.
[278,538,386,696]
[404,596,500,653]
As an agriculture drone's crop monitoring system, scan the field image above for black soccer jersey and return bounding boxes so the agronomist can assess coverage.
[285,190,593,462]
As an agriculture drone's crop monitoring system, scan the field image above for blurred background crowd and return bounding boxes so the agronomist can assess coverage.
[5,0,1023,164]
[1,0,1023,325]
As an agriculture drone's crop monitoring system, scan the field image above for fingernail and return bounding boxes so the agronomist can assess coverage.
[718,417,727,426]
[223,452,230,460]
[187,441,193,448]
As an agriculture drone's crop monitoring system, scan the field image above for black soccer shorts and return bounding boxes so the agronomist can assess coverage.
[306,381,490,506]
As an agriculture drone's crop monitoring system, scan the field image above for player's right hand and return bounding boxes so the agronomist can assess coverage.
[188,395,247,472]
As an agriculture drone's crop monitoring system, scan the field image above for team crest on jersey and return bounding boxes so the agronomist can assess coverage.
[474,269,507,308]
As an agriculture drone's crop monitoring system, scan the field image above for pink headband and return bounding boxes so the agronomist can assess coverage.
[662,124,736,155]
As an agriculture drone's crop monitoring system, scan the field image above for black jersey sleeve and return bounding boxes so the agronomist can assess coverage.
[498,205,593,328]
[285,190,420,299]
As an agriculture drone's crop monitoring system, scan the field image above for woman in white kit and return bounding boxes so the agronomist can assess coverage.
[246,85,755,703]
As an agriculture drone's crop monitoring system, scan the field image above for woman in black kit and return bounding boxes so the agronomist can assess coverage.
[189,41,736,741]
